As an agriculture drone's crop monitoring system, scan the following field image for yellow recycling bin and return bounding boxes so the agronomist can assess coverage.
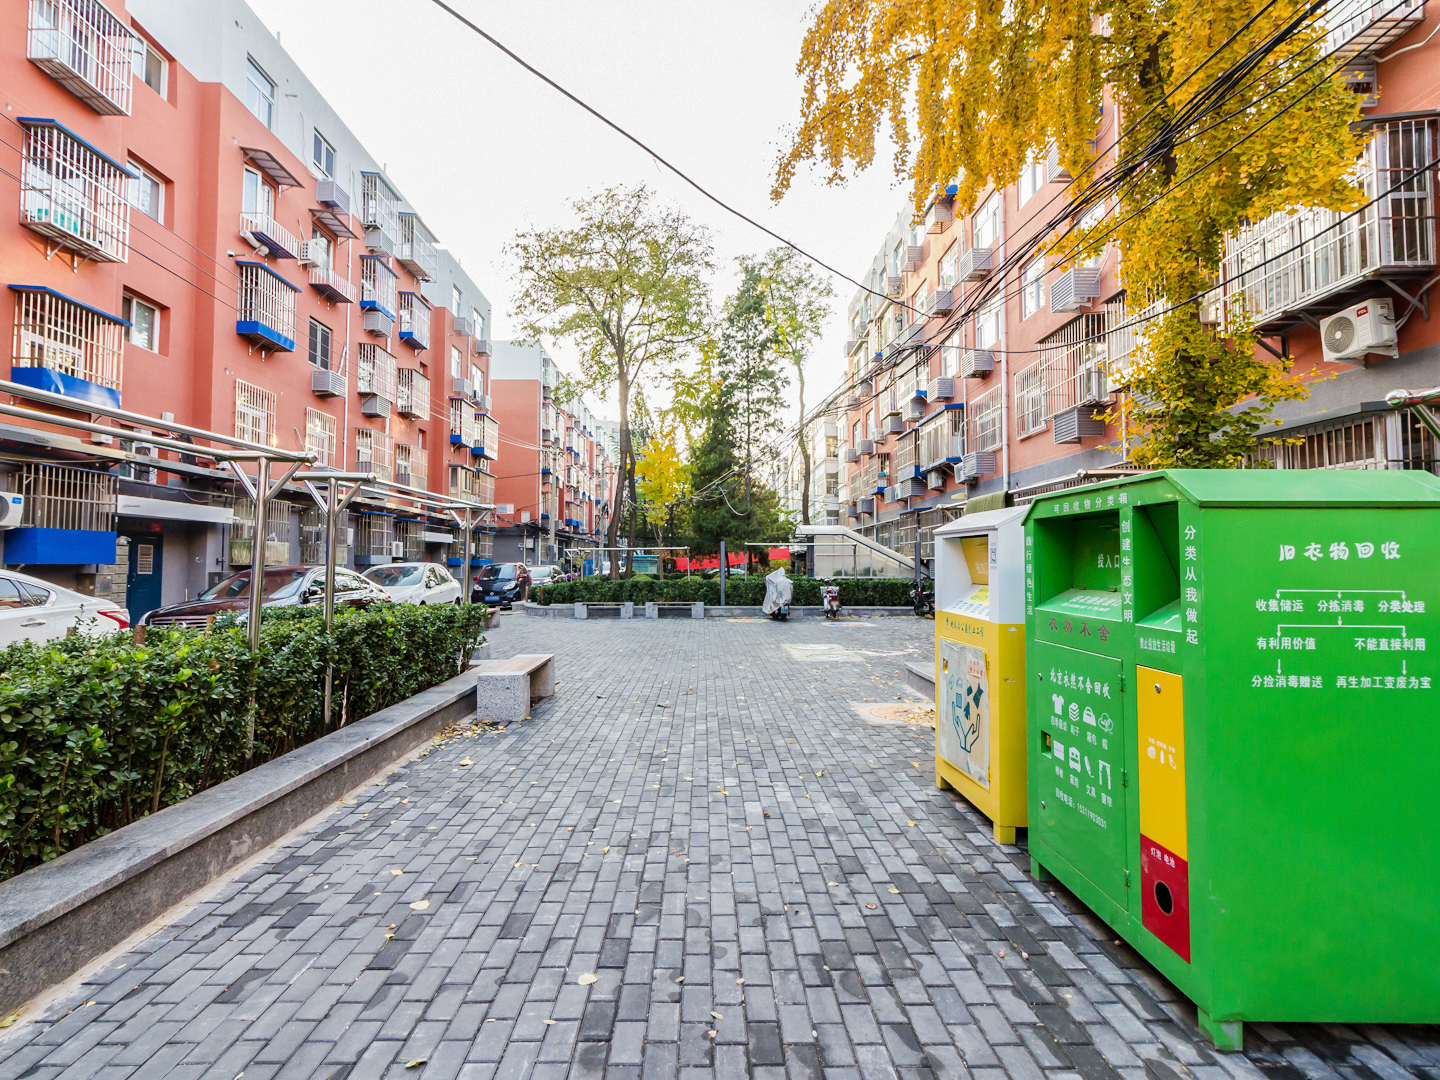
[934,506,1028,843]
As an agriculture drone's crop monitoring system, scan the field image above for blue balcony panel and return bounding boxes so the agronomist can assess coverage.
[9,365,121,409]
[5,527,117,565]
[236,320,295,353]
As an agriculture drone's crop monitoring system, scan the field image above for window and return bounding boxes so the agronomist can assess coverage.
[309,318,332,369]
[1075,200,1108,267]
[825,434,838,458]
[242,167,273,218]
[245,58,274,127]
[308,229,332,270]
[452,284,463,312]
[451,345,462,378]
[312,129,334,178]
[471,364,483,392]
[134,40,166,96]
[122,295,157,350]
[941,331,960,376]
[909,287,924,325]
[852,420,861,449]
[127,160,162,222]
[1022,259,1046,319]
[306,408,336,466]
[235,380,276,446]
[976,296,1003,350]
[826,474,840,496]
[1018,156,1045,206]
[974,192,1002,249]
[939,244,958,290]
[472,308,484,340]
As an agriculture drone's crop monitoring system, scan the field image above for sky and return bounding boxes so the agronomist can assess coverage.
[244,0,908,422]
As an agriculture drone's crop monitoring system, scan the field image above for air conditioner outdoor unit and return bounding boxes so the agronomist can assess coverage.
[0,494,25,528]
[960,350,995,378]
[1320,298,1396,363]
[842,447,860,463]
[391,541,405,558]
[958,247,992,281]
[858,439,876,456]
[296,240,323,268]
[927,469,947,491]
[928,377,955,401]
[363,309,394,336]
[961,451,996,480]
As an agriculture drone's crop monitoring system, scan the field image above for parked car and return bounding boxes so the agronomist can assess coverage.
[142,566,388,628]
[472,562,531,608]
[363,562,462,605]
[528,564,562,589]
[0,568,129,644]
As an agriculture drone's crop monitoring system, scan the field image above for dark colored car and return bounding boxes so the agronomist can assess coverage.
[141,565,389,628]
[473,562,530,608]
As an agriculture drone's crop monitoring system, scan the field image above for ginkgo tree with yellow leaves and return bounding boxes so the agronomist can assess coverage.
[773,0,1368,467]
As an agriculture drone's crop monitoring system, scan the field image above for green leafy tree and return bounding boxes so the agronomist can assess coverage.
[718,259,791,518]
[508,186,712,576]
[773,0,1365,466]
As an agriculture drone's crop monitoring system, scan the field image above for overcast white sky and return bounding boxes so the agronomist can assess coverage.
[246,0,906,422]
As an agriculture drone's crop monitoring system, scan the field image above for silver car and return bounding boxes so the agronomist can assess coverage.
[362,562,462,605]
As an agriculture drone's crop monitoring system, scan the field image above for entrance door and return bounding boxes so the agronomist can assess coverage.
[1033,639,1129,910]
[122,528,163,622]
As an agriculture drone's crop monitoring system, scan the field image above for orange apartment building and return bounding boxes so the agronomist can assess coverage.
[0,0,502,619]
[800,0,1439,566]
[489,340,617,570]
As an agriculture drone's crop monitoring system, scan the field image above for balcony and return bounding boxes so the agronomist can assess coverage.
[397,367,430,419]
[1325,0,1425,58]
[1221,119,1436,331]
[308,264,356,304]
[919,413,964,470]
[27,0,137,116]
[9,284,124,408]
[450,398,480,447]
[1013,313,1108,444]
[360,172,399,254]
[240,211,298,260]
[360,256,398,336]
[398,291,431,350]
[356,343,397,416]
[19,119,131,264]
[395,445,427,489]
[396,213,438,281]
[235,262,299,353]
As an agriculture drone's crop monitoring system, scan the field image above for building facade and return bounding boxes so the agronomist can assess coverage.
[820,0,1438,568]
[489,341,616,569]
[1,0,503,618]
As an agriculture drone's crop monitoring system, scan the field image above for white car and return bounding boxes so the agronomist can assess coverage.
[529,565,563,588]
[0,567,129,644]
[362,562,462,605]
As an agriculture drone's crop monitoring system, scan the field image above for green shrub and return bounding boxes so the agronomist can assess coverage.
[0,603,486,881]
[533,576,916,607]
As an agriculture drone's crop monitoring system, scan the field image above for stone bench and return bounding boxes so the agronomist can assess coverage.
[573,602,633,619]
[644,602,705,619]
[475,654,555,722]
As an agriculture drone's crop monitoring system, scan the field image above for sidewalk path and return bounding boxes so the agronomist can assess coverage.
[1,616,1435,1080]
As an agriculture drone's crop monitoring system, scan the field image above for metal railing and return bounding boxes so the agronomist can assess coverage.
[235,379,277,448]
[360,172,399,246]
[9,462,116,531]
[355,428,394,484]
[236,262,299,351]
[397,367,430,419]
[1324,0,1425,57]
[396,213,438,281]
[11,284,125,392]
[969,384,1004,452]
[359,255,398,317]
[20,119,131,262]
[395,444,428,489]
[356,342,398,404]
[231,498,292,567]
[450,398,479,446]
[27,0,136,115]
[398,291,430,349]
[305,407,336,467]
[239,210,297,259]
[353,512,395,562]
[309,264,356,304]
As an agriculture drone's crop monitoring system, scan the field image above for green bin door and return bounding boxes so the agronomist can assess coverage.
[1034,640,1129,909]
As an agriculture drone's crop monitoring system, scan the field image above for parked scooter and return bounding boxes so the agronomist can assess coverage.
[762,566,792,621]
[821,580,842,620]
[910,578,935,617]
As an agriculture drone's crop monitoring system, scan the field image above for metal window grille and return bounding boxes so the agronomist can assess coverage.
[450,398,479,446]
[356,342,398,402]
[919,410,964,468]
[473,532,494,561]
[477,414,499,455]
[27,0,136,115]
[474,470,495,505]
[393,519,425,561]
[969,385,1003,452]
[359,256,398,317]
[353,513,395,561]
[397,367,430,419]
[1039,313,1109,420]
[355,427,393,483]
[360,172,398,242]
[449,464,476,503]
[236,262,298,347]
[1223,120,1436,326]
[395,443,428,488]
[1248,413,1437,472]
[20,120,132,262]
[235,379,276,447]
[8,462,116,530]
[305,407,336,467]
[230,497,291,566]
[396,214,438,281]
[1014,360,1047,437]
[398,291,431,349]
[299,505,349,565]
[11,285,125,390]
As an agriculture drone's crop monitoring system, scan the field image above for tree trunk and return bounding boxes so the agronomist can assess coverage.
[797,365,811,526]
[608,368,629,579]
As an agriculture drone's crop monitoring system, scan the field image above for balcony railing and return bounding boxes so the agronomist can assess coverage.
[396,213,438,281]
[450,398,479,447]
[1012,313,1109,439]
[969,384,1003,453]
[359,256,398,318]
[397,367,430,419]
[475,415,499,461]
[356,343,398,406]
[395,445,428,489]
[10,284,125,406]
[1324,0,1425,58]
[240,211,298,259]
[1222,120,1436,329]
[20,119,131,263]
[27,0,137,116]
[398,291,431,350]
[919,410,964,470]
[309,264,356,304]
[360,172,399,252]
[355,429,394,485]
[235,262,299,353]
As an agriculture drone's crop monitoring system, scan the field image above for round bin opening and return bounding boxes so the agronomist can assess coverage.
[1154,880,1174,915]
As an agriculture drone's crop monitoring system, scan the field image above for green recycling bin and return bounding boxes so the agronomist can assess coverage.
[1024,469,1440,1049]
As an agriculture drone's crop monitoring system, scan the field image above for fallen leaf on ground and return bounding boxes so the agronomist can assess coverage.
[888,888,900,894]
[827,882,838,887]
[391,869,403,876]
[676,976,684,983]
[710,1012,724,1020]
[410,900,430,911]
[458,758,474,766]
[577,973,598,985]
[0,1014,17,1028]
[736,978,745,985]
[404,1060,426,1069]
[544,1019,557,1025]
[907,821,916,826]
[865,903,877,909]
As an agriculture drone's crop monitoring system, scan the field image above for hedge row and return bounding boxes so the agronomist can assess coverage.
[0,603,488,881]
[534,576,918,607]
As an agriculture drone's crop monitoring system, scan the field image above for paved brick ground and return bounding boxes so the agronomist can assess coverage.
[1,615,1436,1080]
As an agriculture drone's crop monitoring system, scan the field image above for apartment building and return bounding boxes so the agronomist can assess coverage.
[823,0,1438,567]
[489,341,617,568]
[1,0,501,618]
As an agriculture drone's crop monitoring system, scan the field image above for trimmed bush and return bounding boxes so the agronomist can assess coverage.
[533,576,917,607]
[0,603,487,881]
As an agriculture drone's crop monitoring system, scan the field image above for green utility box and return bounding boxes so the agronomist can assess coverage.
[1024,470,1440,1049]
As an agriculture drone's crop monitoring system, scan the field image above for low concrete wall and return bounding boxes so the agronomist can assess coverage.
[0,670,480,1018]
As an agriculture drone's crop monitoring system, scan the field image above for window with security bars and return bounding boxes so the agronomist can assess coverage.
[1251,412,1438,474]
[359,256,398,316]
[235,380,276,446]
[353,513,396,562]
[474,470,496,505]
[355,427,394,483]
[20,119,132,262]
[394,519,426,561]
[230,498,292,566]
[1014,362,1047,437]
[27,0,138,115]
[356,342,398,402]
[397,367,430,419]
[305,408,336,467]
[12,286,126,392]
[398,291,431,349]
[449,464,476,503]
[360,173,399,242]
[395,444,428,488]
[7,462,116,530]
[236,262,297,348]
[969,385,1004,452]
[299,506,349,565]
[450,398,479,446]
[1039,313,1109,421]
